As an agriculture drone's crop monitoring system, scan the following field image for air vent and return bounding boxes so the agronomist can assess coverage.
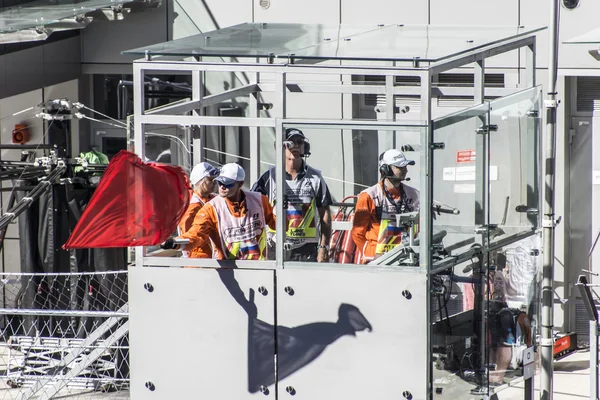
[437,97,478,108]
[362,73,504,109]
[362,73,505,88]
[260,0,270,9]
[436,73,505,88]
[364,75,421,86]
[575,298,600,340]
[576,77,600,112]
[364,95,420,108]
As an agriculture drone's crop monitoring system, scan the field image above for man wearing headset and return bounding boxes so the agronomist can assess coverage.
[351,149,420,264]
[251,128,332,262]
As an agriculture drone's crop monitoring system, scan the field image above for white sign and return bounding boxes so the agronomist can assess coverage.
[442,167,456,181]
[594,170,600,185]
[444,166,498,182]
[455,166,476,181]
[454,183,476,194]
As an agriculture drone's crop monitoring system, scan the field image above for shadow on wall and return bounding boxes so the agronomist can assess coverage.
[216,269,372,394]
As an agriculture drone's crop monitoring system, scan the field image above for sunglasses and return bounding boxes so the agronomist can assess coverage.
[283,140,305,149]
[217,180,236,189]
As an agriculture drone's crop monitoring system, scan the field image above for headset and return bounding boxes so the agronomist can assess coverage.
[378,152,393,178]
[283,128,311,157]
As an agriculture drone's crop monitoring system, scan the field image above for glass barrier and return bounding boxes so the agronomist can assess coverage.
[431,101,491,264]
[431,235,541,399]
[273,122,427,267]
[488,233,541,396]
[430,90,542,398]
[488,87,542,244]
[142,124,190,170]
[431,252,491,400]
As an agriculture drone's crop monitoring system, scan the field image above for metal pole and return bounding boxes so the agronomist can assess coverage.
[526,377,534,400]
[590,320,599,400]
[541,1,560,399]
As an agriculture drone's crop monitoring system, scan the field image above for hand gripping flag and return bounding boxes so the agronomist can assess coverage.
[63,150,190,249]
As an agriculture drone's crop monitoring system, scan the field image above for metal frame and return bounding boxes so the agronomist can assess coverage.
[130,29,539,399]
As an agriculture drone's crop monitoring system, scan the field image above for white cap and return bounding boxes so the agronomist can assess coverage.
[216,163,245,185]
[189,162,219,185]
[379,149,415,168]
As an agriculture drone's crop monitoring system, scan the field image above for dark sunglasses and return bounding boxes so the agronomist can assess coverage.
[217,180,236,189]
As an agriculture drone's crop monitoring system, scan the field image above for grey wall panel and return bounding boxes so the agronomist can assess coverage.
[568,116,592,288]
[0,37,80,99]
[4,47,44,97]
[82,4,167,64]
[42,37,81,87]
[276,268,427,400]
[341,0,427,24]
[253,0,340,24]
[130,267,276,399]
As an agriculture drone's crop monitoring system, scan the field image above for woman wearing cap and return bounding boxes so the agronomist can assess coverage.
[351,149,420,264]
[178,162,219,259]
[164,163,276,260]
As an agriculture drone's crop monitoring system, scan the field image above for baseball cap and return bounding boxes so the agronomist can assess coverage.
[189,162,219,185]
[285,128,306,141]
[379,149,415,168]
[215,163,245,186]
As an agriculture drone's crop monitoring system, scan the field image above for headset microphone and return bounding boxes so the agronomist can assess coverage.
[404,177,411,182]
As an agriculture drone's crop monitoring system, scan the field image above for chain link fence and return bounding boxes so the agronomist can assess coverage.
[0,271,129,399]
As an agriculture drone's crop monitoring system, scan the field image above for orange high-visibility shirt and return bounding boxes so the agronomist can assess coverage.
[181,191,276,260]
[351,182,405,262]
[178,191,215,258]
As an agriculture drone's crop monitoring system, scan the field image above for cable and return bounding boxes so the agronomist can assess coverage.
[0,106,35,121]
[79,115,128,130]
[78,105,127,127]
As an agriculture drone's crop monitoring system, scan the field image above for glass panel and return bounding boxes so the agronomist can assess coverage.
[487,233,541,395]
[431,91,541,398]
[431,101,490,265]
[143,124,191,171]
[431,101,492,399]
[488,87,542,245]
[124,23,544,62]
[125,23,382,59]
[265,122,427,267]
[0,0,134,33]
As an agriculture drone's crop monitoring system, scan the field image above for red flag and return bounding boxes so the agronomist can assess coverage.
[63,150,190,249]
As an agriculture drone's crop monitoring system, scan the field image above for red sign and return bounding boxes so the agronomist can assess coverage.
[553,336,571,355]
[456,150,476,163]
